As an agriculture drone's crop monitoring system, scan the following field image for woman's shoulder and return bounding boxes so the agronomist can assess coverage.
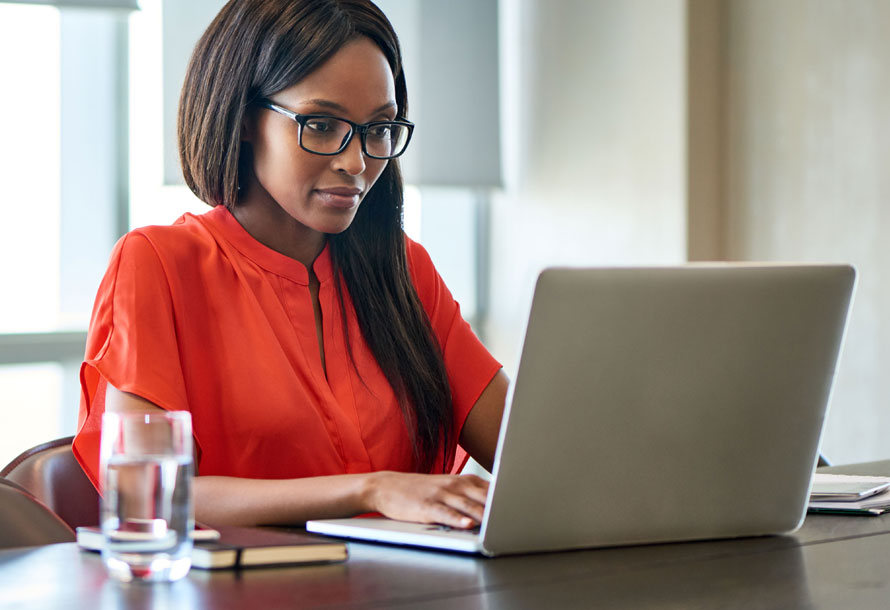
[403,235,450,311]
[118,209,221,262]
[102,209,234,302]
[404,234,436,276]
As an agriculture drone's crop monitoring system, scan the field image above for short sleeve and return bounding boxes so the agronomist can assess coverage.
[73,233,190,488]
[405,237,502,471]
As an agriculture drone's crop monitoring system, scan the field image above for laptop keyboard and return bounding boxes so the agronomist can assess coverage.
[425,524,481,535]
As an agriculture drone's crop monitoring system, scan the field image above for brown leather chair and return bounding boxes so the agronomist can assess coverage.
[1,436,100,529]
[0,478,75,549]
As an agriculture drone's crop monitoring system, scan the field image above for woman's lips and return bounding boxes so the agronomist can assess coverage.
[315,187,362,209]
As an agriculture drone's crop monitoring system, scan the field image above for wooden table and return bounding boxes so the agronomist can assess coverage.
[3,461,890,609]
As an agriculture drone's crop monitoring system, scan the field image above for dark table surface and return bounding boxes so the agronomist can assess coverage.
[3,460,890,610]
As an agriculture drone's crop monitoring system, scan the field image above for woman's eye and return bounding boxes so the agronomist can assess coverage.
[305,118,337,134]
[368,125,392,139]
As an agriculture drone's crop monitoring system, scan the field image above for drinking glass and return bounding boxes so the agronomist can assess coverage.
[99,410,194,583]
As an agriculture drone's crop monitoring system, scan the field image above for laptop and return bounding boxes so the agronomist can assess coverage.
[307,264,856,556]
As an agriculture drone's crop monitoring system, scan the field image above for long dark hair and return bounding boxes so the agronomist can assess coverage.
[178,0,453,472]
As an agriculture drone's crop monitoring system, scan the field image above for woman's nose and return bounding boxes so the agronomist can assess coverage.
[332,133,366,176]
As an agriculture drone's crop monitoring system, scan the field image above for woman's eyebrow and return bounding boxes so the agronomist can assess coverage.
[299,98,398,115]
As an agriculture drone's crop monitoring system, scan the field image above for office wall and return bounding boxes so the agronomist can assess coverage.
[487,0,687,374]
[725,0,890,463]
[489,0,889,464]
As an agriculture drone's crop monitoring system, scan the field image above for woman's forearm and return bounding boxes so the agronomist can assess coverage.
[194,470,489,529]
[105,384,490,529]
[194,472,376,527]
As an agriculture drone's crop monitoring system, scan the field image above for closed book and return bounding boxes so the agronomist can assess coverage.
[76,525,348,569]
[192,526,348,569]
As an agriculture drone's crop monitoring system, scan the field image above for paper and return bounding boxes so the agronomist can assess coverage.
[808,474,890,515]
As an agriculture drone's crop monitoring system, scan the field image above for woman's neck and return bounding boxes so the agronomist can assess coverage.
[231,189,326,270]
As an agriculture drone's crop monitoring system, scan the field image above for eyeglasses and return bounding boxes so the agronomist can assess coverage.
[259,100,414,160]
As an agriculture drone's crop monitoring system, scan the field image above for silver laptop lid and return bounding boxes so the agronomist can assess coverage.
[480,264,855,555]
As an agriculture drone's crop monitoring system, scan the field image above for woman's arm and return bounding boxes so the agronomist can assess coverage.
[106,385,489,528]
[458,369,509,473]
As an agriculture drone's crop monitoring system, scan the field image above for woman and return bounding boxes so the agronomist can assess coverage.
[73,0,507,529]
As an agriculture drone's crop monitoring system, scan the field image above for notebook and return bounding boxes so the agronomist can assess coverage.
[308,264,856,556]
[77,524,347,569]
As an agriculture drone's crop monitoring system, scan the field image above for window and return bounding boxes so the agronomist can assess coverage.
[0,2,130,464]
[0,0,486,467]
[0,4,67,465]
[0,4,62,334]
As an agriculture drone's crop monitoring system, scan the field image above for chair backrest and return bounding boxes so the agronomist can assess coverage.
[0,478,75,549]
[1,436,100,529]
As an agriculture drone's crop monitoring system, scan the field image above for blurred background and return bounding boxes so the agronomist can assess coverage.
[0,0,887,468]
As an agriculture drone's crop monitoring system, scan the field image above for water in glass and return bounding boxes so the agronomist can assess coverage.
[100,411,194,583]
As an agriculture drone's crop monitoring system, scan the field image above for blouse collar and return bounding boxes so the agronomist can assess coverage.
[201,206,333,286]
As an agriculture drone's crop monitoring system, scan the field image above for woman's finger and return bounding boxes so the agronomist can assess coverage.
[435,487,486,522]
[430,504,480,529]
[456,475,490,504]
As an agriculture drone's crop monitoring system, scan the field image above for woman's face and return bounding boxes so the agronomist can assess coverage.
[244,36,396,238]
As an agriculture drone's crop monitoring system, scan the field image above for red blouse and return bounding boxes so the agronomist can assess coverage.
[73,206,501,488]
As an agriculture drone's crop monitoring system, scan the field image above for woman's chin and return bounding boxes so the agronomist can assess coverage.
[316,213,359,235]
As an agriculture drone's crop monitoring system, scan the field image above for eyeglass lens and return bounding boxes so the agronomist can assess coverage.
[301,117,410,158]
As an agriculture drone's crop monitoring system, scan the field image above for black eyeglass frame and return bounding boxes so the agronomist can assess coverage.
[258,99,415,160]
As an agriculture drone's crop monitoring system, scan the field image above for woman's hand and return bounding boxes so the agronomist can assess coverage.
[365,472,489,529]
